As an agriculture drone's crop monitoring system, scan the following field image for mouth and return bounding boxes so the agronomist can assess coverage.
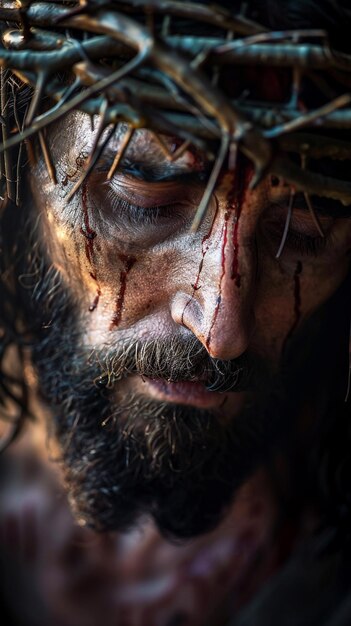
[138,377,246,411]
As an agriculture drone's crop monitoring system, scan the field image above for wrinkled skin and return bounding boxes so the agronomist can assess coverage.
[29,111,351,537]
[37,115,351,365]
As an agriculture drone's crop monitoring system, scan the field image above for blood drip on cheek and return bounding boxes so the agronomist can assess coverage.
[283,261,303,350]
[229,164,252,288]
[180,205,220,325]
[80,184,97,265]
[89,289,101,312]
[231,217,241,287]
[205,161,252,350]
[206,212,229,349]
[80,183,102,312]
[110,254,137,329]
[196,205,220,289]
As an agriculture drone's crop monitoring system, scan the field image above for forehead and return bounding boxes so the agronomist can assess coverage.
[51,112,208,181]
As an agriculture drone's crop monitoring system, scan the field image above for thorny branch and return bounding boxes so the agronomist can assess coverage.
[0,0,351,222]
[0,0,351,225]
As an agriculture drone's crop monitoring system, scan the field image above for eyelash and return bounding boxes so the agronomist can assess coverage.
[107,192,187,227]
[113,200,330,257]
[263,198,334,258]
[283,229,330,257]
[98,186,333,257]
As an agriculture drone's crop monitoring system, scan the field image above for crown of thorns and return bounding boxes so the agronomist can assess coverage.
[1,0,351,449]
[1,0,351,226]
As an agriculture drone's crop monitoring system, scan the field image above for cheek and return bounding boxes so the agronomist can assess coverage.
[98,240,205,333]
[253,249,350,359]
[46,209,197,336]
[40,177,351,360]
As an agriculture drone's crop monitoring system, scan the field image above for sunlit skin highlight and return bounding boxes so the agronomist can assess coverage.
[33,112,351,417]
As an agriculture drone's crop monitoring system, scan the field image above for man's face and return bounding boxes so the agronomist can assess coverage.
[28,111,351,538]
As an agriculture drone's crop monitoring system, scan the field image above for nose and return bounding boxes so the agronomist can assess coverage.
[171,208,255,360]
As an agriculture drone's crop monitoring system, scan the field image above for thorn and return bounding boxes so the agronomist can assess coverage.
[191,132,230,232]
[38,130,57,185]
[107,125,134,180]
[86,98,109,167]
[300,155,324,238]
[249,165,265,190]
[304,192,325,238]
[276,188,295,259]
[25,71,46,126]
[228,140,238,171]
[66,124,115,202]
[161,14,171,37]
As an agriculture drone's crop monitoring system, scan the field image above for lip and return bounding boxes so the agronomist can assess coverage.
[140,378,244,410]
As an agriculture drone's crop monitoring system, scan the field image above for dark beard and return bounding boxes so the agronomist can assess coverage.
[23,218,328,541]
[30,262,289,541]
[36,345,283,540]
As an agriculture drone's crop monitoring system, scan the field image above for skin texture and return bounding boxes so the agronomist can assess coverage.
[27,111,351,537]
[36,113,351,372]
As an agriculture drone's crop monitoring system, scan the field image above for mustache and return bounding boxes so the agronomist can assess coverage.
[93,335,253,393]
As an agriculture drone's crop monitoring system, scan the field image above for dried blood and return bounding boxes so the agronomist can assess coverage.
[80,183,97,265]
[110,254,137,329]
[230,162,252,288]
[194,205,220,291]
[206,160,251,350]
[80,185,102,312]
[206,212,229,349]
[181,205,219,324]
[89,289,101,312]
[182,158,252,351]
[283,260,303,349]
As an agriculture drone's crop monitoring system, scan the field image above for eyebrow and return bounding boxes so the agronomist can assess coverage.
[278,191,351,218]
[96,151,210,184]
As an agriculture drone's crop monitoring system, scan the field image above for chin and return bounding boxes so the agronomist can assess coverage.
[47,378,284,540]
